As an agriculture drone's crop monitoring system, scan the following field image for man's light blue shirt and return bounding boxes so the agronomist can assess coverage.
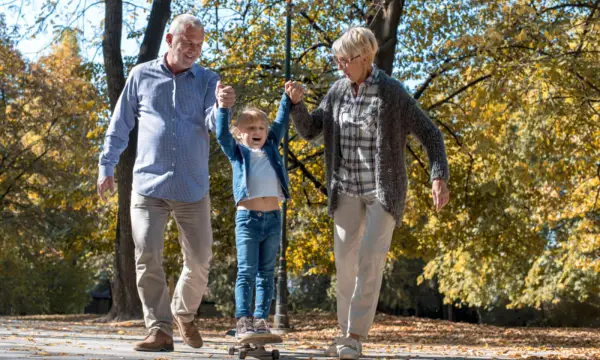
[99,55,219,202]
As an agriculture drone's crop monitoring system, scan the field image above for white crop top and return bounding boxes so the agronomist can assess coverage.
[243,148,284,201]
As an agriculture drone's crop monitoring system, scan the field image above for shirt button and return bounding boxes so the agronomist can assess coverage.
[172,162,175,166]
[172,132,175,136]
[172,147,176,151]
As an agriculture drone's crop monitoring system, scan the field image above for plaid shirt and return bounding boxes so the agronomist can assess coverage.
[337,65,380,197]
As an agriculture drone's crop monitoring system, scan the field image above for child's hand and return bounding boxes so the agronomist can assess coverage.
[285,81,304,104]
[216,81,236,108]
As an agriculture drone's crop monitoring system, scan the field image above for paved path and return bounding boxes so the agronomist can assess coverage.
[0,319,556,359]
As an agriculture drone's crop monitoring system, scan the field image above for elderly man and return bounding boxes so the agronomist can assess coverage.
[286,27,450,359]
[97,14,235,352]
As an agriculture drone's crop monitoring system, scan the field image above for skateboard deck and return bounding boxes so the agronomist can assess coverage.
[237,333,282,345]
[227,331,282,359]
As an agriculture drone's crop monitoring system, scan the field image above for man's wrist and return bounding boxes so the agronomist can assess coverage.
[99,165,114,178]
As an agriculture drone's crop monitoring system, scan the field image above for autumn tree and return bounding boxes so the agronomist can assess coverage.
[5,0,600,317]
[0,26,105,313]
[98,0,173,320]
[200,0,600,311]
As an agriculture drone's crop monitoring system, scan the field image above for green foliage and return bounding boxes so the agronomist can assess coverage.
[0,248,93,315]
[399,0,600,310]
[288,273,335,312]
[199,0,600,312]
[4,0,600,317]
[205,259,237,318]
[379,257,442,317]
[0,28,106,314]
[1,29,108,250]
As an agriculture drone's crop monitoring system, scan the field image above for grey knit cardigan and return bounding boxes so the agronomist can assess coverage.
[290,71,449,225]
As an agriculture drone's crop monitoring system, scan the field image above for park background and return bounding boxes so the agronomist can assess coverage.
[1,0,600,342]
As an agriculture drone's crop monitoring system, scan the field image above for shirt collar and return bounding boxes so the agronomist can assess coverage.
[364,64,379,86]
[159,53,199,77]
[347,63,379,88]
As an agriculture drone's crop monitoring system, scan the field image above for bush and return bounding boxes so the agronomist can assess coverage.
[205,260,237,318]
[0,248,93,315]
[289,273,336,312]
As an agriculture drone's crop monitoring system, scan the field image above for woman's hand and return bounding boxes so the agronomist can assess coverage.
[432,179,450,211]
[285,81,304,104]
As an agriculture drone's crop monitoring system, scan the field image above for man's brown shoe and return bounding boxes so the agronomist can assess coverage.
[174,316,203,348]
[133,328,174,352]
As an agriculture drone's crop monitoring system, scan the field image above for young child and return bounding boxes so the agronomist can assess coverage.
[215,81,303,340]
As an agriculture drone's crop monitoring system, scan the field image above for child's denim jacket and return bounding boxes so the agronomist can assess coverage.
[215,93,291,205]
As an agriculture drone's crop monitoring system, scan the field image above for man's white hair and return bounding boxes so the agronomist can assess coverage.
[332,27,379,64]
[169,14,204,36]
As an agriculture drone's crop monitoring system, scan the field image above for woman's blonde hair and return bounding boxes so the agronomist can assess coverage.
[231,107,270,140]
[332,27,379,64]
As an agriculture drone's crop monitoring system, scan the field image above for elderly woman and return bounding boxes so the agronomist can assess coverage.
[285,27,450,359]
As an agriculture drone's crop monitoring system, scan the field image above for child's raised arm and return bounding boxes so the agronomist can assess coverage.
[269,87,295,145]
[215,83,239,160]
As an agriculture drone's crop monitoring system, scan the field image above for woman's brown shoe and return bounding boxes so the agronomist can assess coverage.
[133,328,174,352]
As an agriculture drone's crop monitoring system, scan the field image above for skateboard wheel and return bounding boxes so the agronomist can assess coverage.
[228,346,235,355]
[272,349,280,359]
[239,349,247,359]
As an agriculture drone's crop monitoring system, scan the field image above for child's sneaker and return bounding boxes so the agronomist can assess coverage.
[235,316,255,341]
[254,318,271,335]
[337,336,362,360]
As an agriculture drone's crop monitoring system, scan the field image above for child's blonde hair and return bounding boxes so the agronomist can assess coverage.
[231,107,270,140]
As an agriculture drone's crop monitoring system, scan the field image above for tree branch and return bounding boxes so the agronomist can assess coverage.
[426,74,493,111]
[414,51,480,99]
[0,115,62,177]
[430,115,463,147]
[351,4,367,22]
[288,149,327,196]
[593,162,600,212]
[0,147,50,203]
[407,144,429,178]
[296,42,329,63]
[539,2,599,14]
[123,1,150,11]
[464,154,474,208]
[216,62,283,73]
[572,70,600,94]
[299,10,333,46]
[299,149,324,162]
[574,0,600,56]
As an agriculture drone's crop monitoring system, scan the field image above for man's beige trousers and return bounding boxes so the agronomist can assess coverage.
[131,191,213,336]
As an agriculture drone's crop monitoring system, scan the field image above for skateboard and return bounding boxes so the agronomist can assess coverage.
[227,331,282,359]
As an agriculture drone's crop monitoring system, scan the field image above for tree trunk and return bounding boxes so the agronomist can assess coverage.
[100,0,172,321]
[137,0,172,65]
[103,0,125,112]
[370,0,406,76]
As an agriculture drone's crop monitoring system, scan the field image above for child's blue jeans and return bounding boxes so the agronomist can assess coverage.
[234,209,281,319]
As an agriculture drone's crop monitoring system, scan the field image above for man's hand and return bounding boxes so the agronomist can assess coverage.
[97,176,116,203]
[285,81,304,104]
[216,81,236,108]
[432,179,450,211]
